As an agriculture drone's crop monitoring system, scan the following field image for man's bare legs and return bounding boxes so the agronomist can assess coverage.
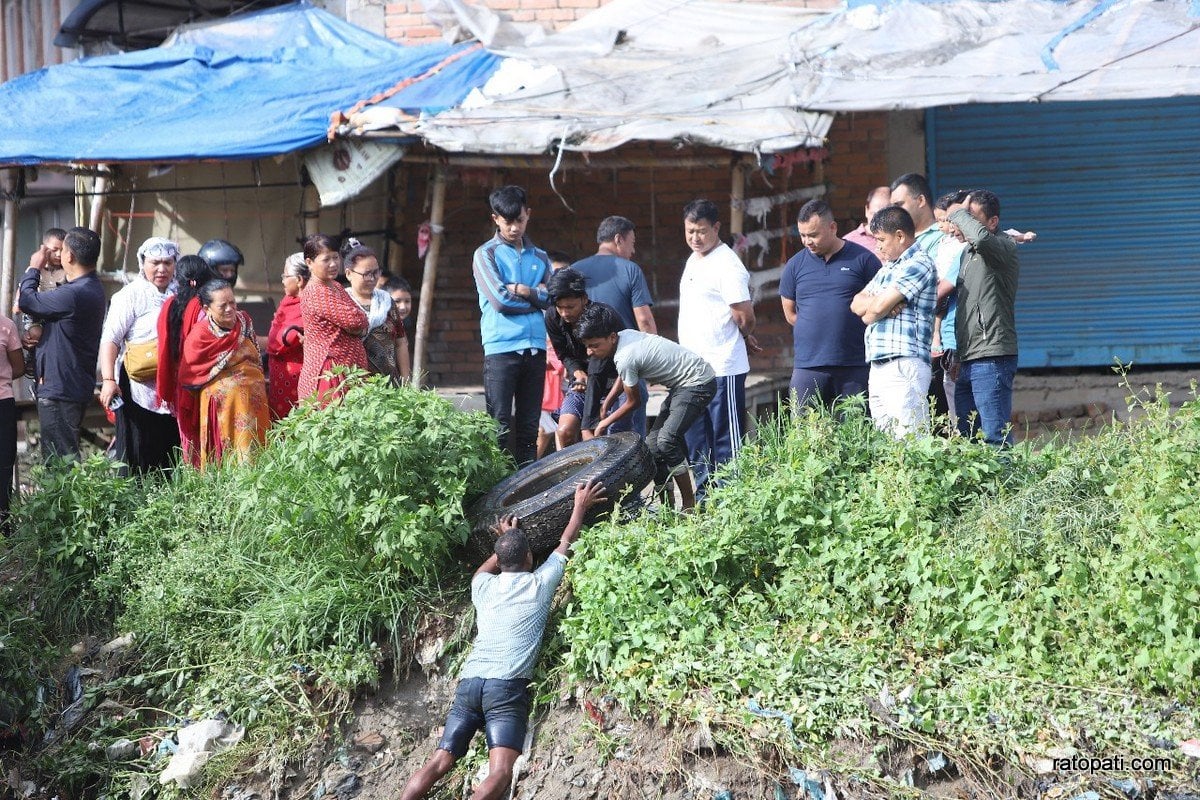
[399,749,456,800]
[556,413,582,449]
[398,746,521,800]
[470,746,521,800]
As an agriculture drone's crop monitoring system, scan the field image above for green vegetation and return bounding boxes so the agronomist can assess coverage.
[4,375,1200,796]
[1,377,509,796]
[560,387,1200,786]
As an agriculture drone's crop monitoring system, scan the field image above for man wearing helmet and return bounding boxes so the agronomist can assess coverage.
[198,239,244,286]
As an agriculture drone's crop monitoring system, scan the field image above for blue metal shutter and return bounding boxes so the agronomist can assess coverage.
[927,98,1200,368]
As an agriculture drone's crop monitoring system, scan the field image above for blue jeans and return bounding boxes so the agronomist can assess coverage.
[684,372,746,502]
[483,350,545,467]
[954,355,1017,446]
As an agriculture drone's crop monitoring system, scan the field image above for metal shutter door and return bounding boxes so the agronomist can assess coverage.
[928,97,1200,368]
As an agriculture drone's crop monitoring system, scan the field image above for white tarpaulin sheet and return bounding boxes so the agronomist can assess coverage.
[404,0,835,154]
[788,0,1200,109]
[380,0,1198,156]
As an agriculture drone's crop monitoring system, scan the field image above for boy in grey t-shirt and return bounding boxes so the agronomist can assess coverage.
[575,303,716,510]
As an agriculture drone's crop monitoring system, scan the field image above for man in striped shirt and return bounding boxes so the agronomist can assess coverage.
[399,479,607,800]
[850,206,937,439]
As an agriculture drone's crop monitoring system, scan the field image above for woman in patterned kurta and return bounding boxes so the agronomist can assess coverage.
[266,253,307,420]
[343,245,409,386]
[178,280,270,468]
[298,234,367,404]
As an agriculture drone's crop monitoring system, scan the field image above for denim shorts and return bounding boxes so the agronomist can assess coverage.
[438,677,531,756]
[558,389,586,419]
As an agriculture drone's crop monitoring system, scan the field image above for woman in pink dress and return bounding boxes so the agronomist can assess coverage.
[297,234,368,405]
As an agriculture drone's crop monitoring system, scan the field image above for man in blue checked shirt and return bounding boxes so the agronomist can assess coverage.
[472,185,552,466]
[850,206,938,439]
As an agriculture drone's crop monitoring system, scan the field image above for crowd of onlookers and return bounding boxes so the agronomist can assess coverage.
[0,228,416,529]
[399,176,1024,800]
[473,175,1023,511]
[0,172,1022,527]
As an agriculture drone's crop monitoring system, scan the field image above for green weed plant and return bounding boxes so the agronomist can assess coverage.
[560,393,1200,785]
[1,378,508,795]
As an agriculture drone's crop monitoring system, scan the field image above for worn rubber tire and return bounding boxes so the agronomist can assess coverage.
[467,431,654,559]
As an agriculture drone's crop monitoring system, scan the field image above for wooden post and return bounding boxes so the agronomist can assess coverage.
[302,182,321,238]
[412,164,446,389]
[88,167,110,233]
[386,166,405,276]
[729,158,747,238]
[729,158,748,266]
[1,169,20,315]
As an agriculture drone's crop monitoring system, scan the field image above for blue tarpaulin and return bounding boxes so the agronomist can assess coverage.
[0,1,499,165]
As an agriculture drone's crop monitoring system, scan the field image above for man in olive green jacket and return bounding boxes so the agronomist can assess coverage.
[943,190,1019,446]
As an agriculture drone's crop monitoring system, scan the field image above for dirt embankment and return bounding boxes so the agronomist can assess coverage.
[273,661,1004,800]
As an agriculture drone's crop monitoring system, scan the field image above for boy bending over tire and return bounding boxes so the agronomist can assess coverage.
[574,303,716,510]
[399,479,607,800]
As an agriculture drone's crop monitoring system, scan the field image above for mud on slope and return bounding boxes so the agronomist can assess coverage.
[285,657,1016,800]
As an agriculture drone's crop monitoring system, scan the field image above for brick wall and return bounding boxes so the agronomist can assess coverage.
[390,126,891,387]
[385,0,839,44]
[824,112,891,233]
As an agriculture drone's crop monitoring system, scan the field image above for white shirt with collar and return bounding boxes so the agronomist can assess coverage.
[100,275,174,413]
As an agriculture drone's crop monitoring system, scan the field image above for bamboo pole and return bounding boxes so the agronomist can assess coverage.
[88,167,110,232]
[411,164,446,388]
[1,169,20,315]
[729,158,747,237]
[397,152,736,170]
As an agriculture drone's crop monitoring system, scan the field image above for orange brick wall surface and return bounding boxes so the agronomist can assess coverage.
[385,0,839,44]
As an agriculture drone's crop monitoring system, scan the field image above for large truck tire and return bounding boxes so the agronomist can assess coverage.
[467,432,654,559]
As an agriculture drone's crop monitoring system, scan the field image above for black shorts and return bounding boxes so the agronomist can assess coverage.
[437,677,531,757]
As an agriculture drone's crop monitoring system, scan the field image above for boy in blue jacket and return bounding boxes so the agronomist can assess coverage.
[472,185,551,466]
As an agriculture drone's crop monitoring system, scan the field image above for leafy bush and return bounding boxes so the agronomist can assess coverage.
[8,455,143,631]
[2,378,509,792]
[112,379,508,686]
[561,395,1200,776]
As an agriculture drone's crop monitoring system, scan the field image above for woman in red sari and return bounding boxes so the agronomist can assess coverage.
[266,252,307,420]
[178,280,270,468]
[298,233,367,404]
[156,255,218,467]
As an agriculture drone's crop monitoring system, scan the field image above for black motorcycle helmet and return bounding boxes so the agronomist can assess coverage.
[197,239,244,284]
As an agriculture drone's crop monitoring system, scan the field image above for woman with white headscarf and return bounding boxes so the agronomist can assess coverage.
[98,236,181,473]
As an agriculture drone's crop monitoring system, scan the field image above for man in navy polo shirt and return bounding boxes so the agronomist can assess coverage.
[18,226,106,462]
[472,185,551,466]
[779,199,881,410]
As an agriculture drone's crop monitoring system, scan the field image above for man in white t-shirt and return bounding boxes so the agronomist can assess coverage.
[676,199,760,504]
